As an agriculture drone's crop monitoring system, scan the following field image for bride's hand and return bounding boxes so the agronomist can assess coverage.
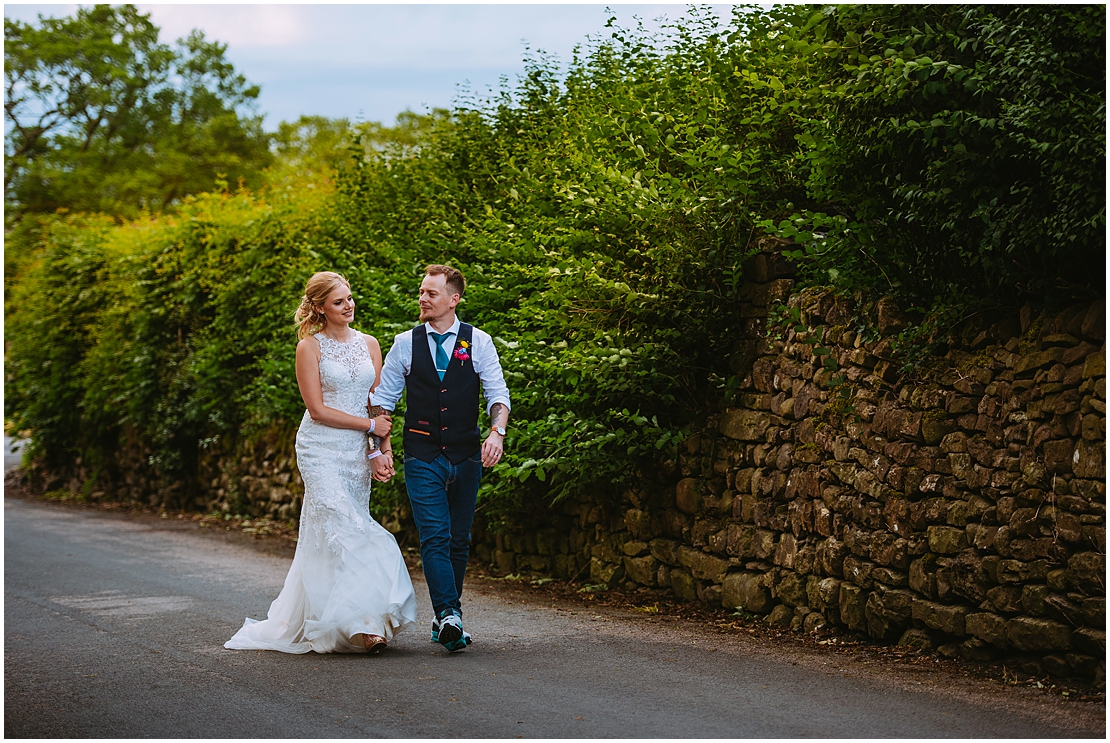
[370,412,392,438]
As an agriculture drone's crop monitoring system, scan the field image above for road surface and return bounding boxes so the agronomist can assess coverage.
[5,493,1104,738]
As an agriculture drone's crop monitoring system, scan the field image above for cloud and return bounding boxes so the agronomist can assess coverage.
[139,4,310,48]
[5,3,736,127]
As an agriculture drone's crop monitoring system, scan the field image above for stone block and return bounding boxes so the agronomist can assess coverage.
[623,554,659,586]
[1066,551,1105,591]
[928,526,968,554]
[624,509,650,540]
[898,628,935,653]
[1082,351,1105,379]
[817,536,850,578]
[996,559,1048,584]
[726,523,754,557]
[493,549,516,574]
[720,409,772,441]
[1073,439,1105,479]
[722,572,773,614]
[1079,596,1104,627]
[590,557,623,587]
[775,571,808,607]
[843,556,874,588]
[765,604,793,627]
[922,417,956,446]
[649,538,681,565]
[1041,439,1074,475]
[675,478,703,514]
[678,545,729,581]
[1043,593,1085,626]
[909,559,938,599]
[622,540,649,557]
[810,577,841,611]
[966,612,1009,648]
[774,532,798,568]
[803,612,827,633]
[867,587,915,624]
[669,568,698,601]
[839,583,868,631]
[1015,348,1064,375]
[912,599,971,636]
[1071,627,1106,655]
[865,592,902,641]
[1007,617,1072,651]
[960,637,999,661]
[985,585,1024,614]
[1079,301,1105,341]
[753,529,777,560]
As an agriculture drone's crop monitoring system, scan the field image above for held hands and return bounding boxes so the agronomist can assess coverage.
[370,453,394,482]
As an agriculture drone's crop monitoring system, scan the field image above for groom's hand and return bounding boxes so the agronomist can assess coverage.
[481,432,504,468]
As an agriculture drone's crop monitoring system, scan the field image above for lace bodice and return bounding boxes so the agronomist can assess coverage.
[315,332,376,416]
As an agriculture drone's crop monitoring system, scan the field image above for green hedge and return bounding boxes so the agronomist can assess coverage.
[6,6,1103,523]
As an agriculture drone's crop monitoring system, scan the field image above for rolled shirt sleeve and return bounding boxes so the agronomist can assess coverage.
[472,327,511,415]
[370,329,412,412]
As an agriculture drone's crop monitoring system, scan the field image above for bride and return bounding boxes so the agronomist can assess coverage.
[225,271,417,654]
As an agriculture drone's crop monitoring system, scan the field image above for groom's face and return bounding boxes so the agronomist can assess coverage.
[418,273,459,323]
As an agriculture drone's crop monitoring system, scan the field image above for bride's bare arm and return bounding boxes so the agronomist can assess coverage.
[296,337,392,434]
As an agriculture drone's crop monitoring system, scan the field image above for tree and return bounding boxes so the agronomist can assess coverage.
[267,110,454,183]
[4,4,272,220]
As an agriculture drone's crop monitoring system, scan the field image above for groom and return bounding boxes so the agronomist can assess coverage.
[371,264,511,652]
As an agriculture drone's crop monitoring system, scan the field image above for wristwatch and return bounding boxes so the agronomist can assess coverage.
[492,425,507,436]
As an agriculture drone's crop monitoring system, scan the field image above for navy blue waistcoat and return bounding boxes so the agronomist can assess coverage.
[402,323,481,464]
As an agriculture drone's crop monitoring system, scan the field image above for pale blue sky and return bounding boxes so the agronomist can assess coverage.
[5,3,738,129]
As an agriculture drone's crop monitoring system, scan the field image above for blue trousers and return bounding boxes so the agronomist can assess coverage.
[404,452,482,616]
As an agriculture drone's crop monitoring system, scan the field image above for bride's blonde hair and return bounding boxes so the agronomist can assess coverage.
[294,271,350,340]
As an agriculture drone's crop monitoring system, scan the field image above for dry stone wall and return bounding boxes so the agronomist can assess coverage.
[472,292,1106,683]
[24,249,1104,682]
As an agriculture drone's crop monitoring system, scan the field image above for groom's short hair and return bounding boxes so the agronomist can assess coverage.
[425,264,466,298]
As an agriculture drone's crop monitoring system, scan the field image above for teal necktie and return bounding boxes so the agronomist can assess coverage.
[429,332,452,381]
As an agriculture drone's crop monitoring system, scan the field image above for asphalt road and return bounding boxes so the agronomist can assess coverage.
[5,493,1104,738]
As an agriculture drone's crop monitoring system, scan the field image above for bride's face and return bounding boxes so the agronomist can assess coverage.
[317,283,354,327]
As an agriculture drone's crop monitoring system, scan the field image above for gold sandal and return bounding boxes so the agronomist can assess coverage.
[363,634,387,654]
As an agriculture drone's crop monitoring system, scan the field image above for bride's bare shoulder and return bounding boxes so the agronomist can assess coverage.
[296,335,321,357]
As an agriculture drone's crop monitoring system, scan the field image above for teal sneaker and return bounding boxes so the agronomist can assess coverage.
[431,616,472,645]
[436,609,469,651]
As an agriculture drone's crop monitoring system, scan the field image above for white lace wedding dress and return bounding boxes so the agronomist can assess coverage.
[225,333,417,653]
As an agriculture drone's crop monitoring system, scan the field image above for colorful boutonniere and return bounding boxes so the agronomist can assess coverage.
[453,340,471,367]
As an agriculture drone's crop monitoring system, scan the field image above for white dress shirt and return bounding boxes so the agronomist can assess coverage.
[373,316,511,416]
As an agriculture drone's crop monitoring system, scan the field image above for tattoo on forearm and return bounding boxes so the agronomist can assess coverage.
[369,404,389,452]
[490,402,509,428]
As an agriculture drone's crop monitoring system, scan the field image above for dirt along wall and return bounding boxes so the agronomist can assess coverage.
[472,287,1106,683]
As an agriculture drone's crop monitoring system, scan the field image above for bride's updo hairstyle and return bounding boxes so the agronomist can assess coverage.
[295,271,350,340]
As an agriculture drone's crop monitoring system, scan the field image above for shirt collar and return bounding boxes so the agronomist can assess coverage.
[424,316,461,337]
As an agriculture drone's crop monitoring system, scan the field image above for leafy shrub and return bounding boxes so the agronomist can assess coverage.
[5,6,1103,524]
